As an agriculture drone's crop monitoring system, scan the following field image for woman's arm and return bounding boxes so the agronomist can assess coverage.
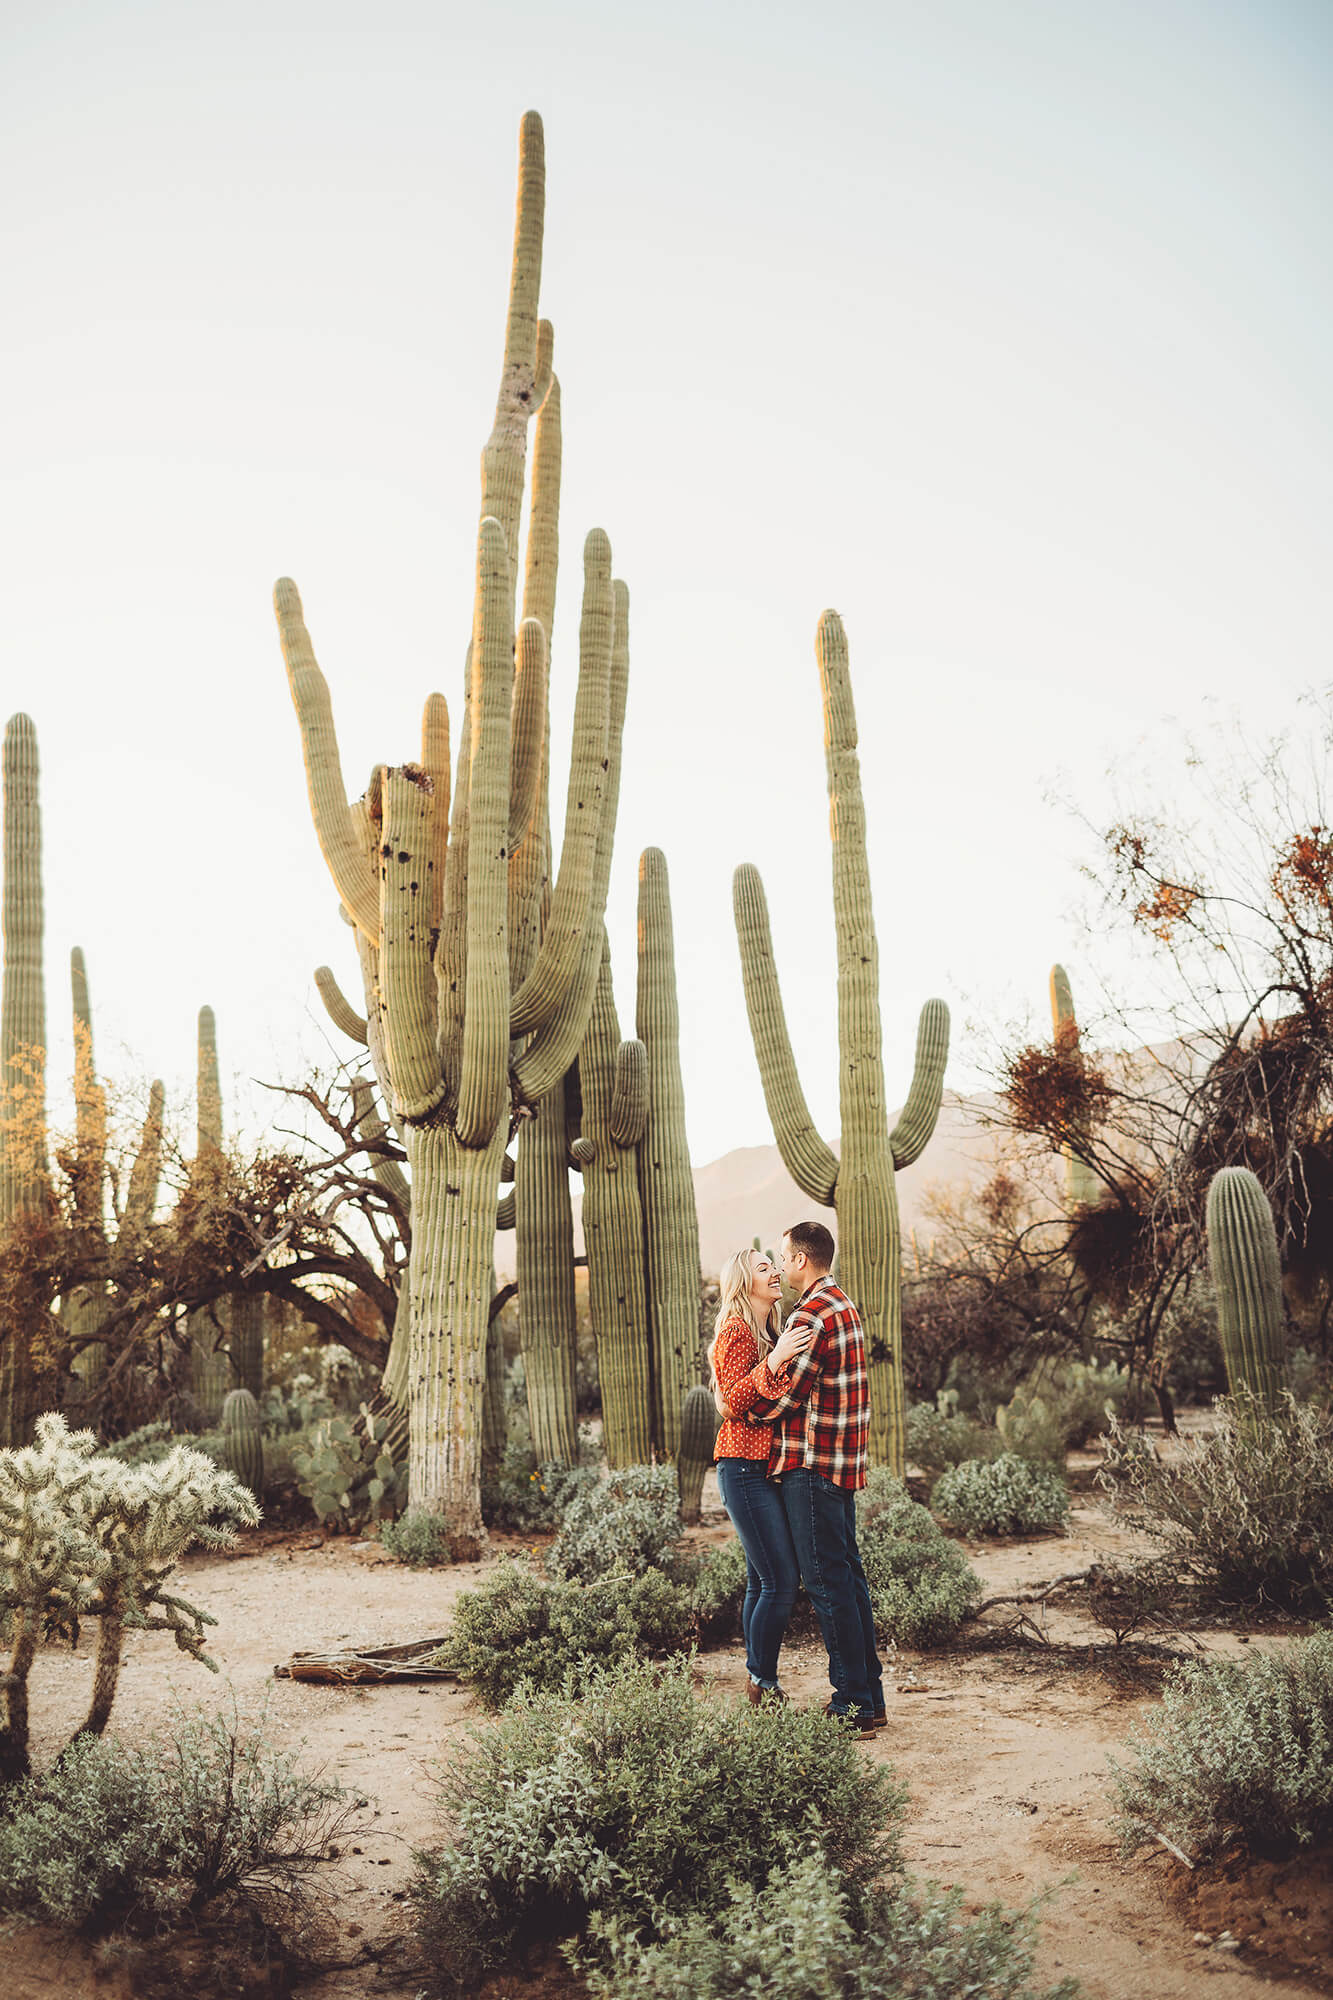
[714,1321,791,1423]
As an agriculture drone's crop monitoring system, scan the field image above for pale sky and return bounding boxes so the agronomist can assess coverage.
[4,0,1330,1165]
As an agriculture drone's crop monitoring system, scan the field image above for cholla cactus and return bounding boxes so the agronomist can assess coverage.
[0,1413,258,1781]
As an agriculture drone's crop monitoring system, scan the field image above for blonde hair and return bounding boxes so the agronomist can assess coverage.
[707,1247,781,1413]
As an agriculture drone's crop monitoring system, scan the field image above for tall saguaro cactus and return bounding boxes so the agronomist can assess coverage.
[276,114,627,1545]
[190,1006,233,1420]
[0,714,47,1445]
[733,613,949,1474]
[65,949,110,1388]
[1206,1166,1287,1418]
[1049,964,1101,1211]
[635,847,703,1455]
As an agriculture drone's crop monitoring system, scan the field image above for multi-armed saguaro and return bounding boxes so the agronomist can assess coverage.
[275,113,627,1547]
[733,612,949,1475]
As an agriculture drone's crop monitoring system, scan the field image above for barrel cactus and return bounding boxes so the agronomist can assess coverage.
[676,1382,719,1525]
[220,1387,264,1497]
[1206,1166,1287,1417]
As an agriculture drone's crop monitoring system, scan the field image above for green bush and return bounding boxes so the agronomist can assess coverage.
[410,1655,905,1994]
[904,1403,1000,1477]
[1109,1629,1333,1860]
[583,1849,1076,2000]
[548,1462,686,1582]
[1099,1393,1333,1616]
[857,1472,982,1646]
[0,1704,357,1931]
[689,1537,750,1645]
[931,1454,1069,1538]
[435,1557,695,1707]
[102,1420,227,1469]
[480,1404,601,1533]
[381,1509,455,1568]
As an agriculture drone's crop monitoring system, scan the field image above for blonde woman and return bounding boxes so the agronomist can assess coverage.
[709,1246,814,1705]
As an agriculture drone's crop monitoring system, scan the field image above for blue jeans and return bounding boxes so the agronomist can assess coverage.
[716,1458,800,1689]
[780,1467,884,1717]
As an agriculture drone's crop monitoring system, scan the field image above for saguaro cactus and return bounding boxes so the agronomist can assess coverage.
[676,1381,719,1523]
[0,715,47,1445]
[65,949,110,1389]
[635,847,703,1455]
[189,1006,233,1421]
[276,114,627,1546]
[1049,964,1101,1211]
[733,613,949,1475]
[578,936,652,1466]
[1206,1166,1287,1417]
[220,1386,264,1496]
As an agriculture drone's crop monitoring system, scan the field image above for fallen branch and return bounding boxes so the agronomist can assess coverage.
[274,1636,453,1684]
[967,1570,1095,1619]
[1151,1829,1195,1870]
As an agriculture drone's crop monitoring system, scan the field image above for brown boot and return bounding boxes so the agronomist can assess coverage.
[747,1680,788,1707]
[822,1700,878,1734]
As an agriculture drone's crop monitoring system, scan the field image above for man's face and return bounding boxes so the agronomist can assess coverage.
[780,1235,806,1290]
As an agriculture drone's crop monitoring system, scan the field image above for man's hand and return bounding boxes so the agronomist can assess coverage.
[769,1318,816,1372]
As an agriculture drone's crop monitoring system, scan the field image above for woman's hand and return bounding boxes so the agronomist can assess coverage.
[769,1319,815,1372]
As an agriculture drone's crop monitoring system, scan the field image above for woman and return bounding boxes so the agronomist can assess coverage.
[709,1246,813,1706]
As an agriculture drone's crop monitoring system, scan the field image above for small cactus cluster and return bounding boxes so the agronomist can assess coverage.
[1206,1166,1287,1417]
[0,1413,258,1782]
[733,613,950,1474]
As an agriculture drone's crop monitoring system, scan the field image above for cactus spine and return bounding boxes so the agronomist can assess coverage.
[676,1381,719,1524]
[635,848,703,1455]
[1049,964,1101,1210]
[277,114,627,1545]
[733,613,950,1475]
[1206,1166,1287,1417]
[220,1386,264,1496]
[0,715,47,1444]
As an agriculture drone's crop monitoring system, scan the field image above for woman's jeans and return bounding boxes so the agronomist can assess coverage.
[780,1467,884,1718]
[716,1457,800,1689]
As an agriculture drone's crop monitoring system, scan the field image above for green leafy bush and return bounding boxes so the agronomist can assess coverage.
[102,1420,227,1469]
[1110,1629,1333,1860]
[931,1454,1069,1538]
[381,1509,455,1568]
[689,1537,750,1645]
[1099,1393,1333,1616]
[480,1404,601,1533]
[583,1849,1075,2000]
[410,1655,905,1993]
[857,1472,982,1646]
[0,1704,357,1931]
[548,1463,686,1582]
[904,1403,1000,1477]
[436,1558,695,1707]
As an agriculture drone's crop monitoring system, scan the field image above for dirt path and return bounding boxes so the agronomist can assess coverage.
[0,1497,1326,1999]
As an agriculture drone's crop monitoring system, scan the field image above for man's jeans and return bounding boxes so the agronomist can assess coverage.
[780,1467,884,1717]
[716,1457,799,1690]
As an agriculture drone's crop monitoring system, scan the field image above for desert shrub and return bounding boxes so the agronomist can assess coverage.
[410,1655,905,1993]
[481,1405,600,1534]
[583,1849,1075,2000]
[436,1557,694,1707]
[548,1462,686,1582]
[904,1402,1000,1476]
[381,1509,455,1568]
[689,1536,750,1645]
[0,1703,357,1931]
[857,1472,982,1646]
[1099,1393,1333,1616]
[1287,1345,1333,1409]
[931,1454,1069,1538]
[1109,1629,1333,1860]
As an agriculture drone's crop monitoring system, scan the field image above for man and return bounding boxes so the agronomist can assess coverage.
[741,1220,885,1731]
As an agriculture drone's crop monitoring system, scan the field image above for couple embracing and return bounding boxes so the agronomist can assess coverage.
[708,1221,885,1732]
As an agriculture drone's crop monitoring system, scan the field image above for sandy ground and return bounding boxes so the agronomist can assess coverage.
[1,1476,1329,2000]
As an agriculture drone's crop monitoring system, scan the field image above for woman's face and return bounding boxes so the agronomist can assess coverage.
[747,1252,783,1310]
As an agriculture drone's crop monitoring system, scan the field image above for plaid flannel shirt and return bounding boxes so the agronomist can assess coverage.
[743,1276,870,1490]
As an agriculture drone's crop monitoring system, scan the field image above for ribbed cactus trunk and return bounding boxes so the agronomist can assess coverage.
[66,949,110,1393]
[1049,964,1101,1211]
[516,1078,580,1463]
[190,1006,233,1419]
[278,115,629,1539]
[1206,1166,1287,1419]
[733,614,950,1475]
[0,715,47,1445]
[580,936,652,1466]
[635,848,703,1455]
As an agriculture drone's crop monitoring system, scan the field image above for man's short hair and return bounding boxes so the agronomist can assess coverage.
[784,1220,835,1272]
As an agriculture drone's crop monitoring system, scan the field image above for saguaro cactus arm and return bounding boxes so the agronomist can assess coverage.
[732,862,839,1205]
[69,949,107,1234]
[123,1080,165,1233]
[422,693,451,939]
[508,619,547,854]
[610,1039,648,1148]
[274,582,379,940]
[888,999,951,1170]
[314,965,368,1046]
[378,770,446,1123]
[479,110,548,599]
